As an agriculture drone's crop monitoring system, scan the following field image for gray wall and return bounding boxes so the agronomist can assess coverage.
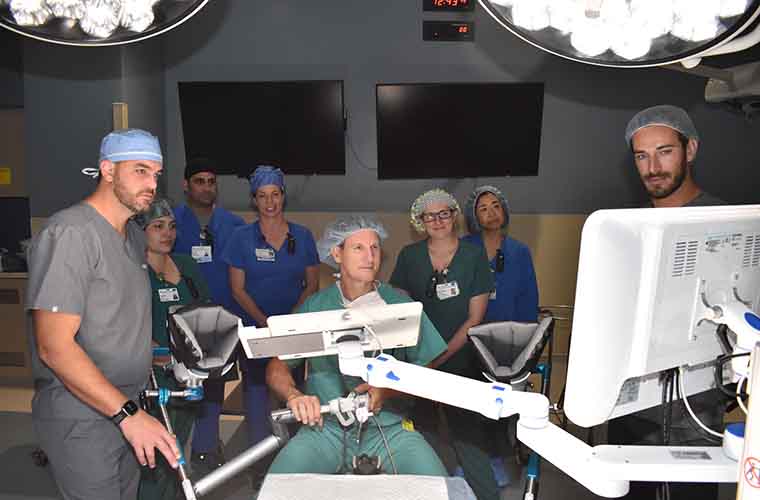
[23,38,165,215]
[17,0,760,215]
[0,30,23,108]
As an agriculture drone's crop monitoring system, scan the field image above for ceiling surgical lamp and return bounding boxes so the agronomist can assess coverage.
[0,0,209,46]
[478,0,760,69]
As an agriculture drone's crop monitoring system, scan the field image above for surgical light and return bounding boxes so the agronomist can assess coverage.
[479,0,760,68]
[0,0,208,46]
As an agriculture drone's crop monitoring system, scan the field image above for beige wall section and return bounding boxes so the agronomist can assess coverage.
[0,109,26,197]
[32,211,587,356]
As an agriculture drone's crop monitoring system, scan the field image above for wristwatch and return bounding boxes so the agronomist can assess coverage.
[111,400,139,425]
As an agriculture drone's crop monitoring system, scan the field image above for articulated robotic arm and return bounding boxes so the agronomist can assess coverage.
[240,302,753,499]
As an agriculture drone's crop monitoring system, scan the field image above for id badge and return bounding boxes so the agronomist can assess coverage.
[191,245,213,263]
[255,248,276,262]
[158,287,180,303]
[436,281,460,300]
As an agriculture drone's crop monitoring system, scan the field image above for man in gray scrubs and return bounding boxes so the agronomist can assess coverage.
[26,129,180,500]
[608,105,725,500]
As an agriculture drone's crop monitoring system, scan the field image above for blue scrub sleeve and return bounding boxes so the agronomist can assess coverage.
[220,226,247,269]
[303,230,320,266]
[515,246,539,322]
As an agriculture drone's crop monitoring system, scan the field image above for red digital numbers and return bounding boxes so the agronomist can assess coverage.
[433,0,468,6]
[458,25,469,33]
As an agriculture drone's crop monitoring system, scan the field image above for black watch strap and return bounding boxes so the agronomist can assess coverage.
[111,399,139,426]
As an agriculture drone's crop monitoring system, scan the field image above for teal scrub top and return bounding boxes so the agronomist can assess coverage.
[285,282,447,426]
[148,253,211,348]
[389,239,494,375]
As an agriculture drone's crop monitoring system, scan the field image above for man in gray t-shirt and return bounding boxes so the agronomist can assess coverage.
[26,129,179,500]
[608,105,725,500]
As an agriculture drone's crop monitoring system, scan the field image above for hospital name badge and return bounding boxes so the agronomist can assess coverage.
[158,287,180,303]
[191,245,213,263]
[436,281,460,300]
[255,248,276,262]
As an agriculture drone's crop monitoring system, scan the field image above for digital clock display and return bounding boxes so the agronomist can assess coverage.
[423,0,475,12]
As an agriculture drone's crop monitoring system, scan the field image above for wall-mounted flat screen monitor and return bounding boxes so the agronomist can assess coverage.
[0,197,30,254]
[178,81,346,177]
[375,82,544,179]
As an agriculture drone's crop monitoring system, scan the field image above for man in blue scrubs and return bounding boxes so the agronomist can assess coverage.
[172,158,245,473]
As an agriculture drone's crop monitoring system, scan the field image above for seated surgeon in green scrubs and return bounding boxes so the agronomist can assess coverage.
[265,215,449,476]
[135,199,211,500]
[390,189,498,500]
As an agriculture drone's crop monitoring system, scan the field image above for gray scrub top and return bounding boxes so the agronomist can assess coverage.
[25,202,152,420]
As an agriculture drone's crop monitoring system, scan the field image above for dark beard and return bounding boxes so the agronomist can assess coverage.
[646,162,687,199]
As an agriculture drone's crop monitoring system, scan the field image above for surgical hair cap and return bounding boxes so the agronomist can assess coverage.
[249,165,285,195]
[134,198,174,230]
[465,185,510,234]
[409,189,461,234]
[317,215,389,269]
[99,128,162,164]
[624,105,699,146]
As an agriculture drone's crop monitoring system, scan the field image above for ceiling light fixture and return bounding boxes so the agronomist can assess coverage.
[0,0,209,47]
[479,0,760,68]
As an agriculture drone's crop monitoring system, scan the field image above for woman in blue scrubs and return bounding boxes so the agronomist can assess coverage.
[462,185,539,487]
[462,185,538,323]
[222,165,319,449]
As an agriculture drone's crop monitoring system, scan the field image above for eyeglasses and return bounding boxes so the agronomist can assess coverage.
[200,226,214,249]
[426,269,449,299]
[419,208,456,223]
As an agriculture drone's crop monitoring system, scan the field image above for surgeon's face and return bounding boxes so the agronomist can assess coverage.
[184,172,217,208]
[421,202,457,240]
[632,126,696,200]
[145,216,177,255]
[111,160,161,214]
[475,193,505,231]
[254,185,285,218]
[332,230,381,284]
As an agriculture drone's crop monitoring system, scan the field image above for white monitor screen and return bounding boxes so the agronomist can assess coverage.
[565,205,760,428]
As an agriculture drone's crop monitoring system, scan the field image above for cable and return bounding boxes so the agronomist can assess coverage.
[677,367,724,438]
[344,111,377,172]
[736,376,749,415]
[372,415,398,474]
[713,352,751,399]
[364,324,384,355]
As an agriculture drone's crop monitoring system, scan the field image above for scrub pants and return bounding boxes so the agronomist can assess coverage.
[138,368,198,500]
[413,400,500,500]
[268,416,448,476]
[34,416,140,500]
[242,358,273,446]
[191,378,225,454]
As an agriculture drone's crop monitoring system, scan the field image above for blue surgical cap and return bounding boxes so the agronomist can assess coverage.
[465,185,510,234]
[317,215,388,269]
[249,165,285,194]
[99,128,162,164]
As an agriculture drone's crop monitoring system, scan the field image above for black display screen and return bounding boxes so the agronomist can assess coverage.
[376,82,544,179]
[178,81,346,177]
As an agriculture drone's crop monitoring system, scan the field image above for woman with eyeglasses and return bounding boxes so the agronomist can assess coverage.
[135,199,210,500]
[462,185,539,489]
[221,165,320,457]
[389,189,499,500]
